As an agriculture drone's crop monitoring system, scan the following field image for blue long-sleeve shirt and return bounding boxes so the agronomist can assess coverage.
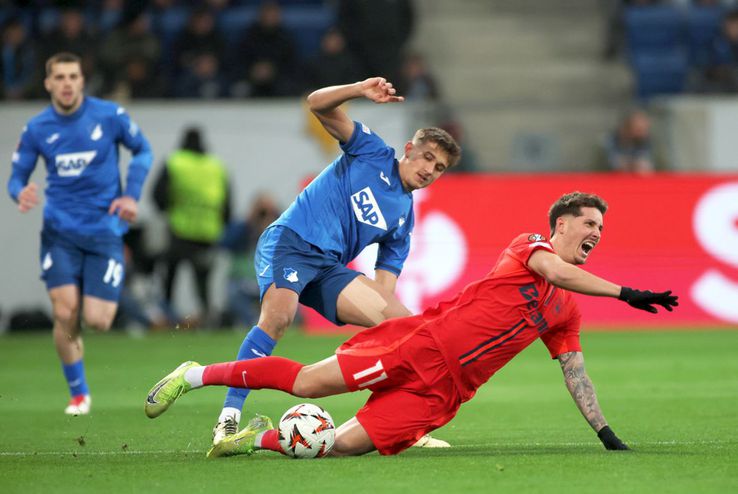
[8,96,153,237]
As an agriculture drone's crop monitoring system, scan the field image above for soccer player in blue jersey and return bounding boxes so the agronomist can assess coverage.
[211,76,461,449]
[7,52,153,415]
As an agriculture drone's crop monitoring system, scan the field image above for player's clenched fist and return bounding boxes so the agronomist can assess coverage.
[18,182,39,212]
[108,196,138,222]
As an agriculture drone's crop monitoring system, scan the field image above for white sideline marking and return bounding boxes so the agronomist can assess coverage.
[0,440,732,456]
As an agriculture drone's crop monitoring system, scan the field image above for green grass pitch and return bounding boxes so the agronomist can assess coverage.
[1,328,736,493]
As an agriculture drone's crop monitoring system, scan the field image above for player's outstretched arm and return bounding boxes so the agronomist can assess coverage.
[528,250,679,313]
[307,77,404,143]
[557,352,630,451]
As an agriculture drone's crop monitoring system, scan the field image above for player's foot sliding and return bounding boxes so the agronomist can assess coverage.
[144,361,200,418]
[207,415,274,458]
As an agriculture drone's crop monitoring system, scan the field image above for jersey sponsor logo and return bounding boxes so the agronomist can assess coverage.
[351,186,388,230]
[46,133,60,144]
[55,150,97,177]
[380,171,391,186]
[528,233,546,242]
[90,124,103,141]
[283,267,299,283]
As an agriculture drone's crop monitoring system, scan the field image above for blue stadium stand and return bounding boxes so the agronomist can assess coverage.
[631,50,688,100]
[686,5,724,68]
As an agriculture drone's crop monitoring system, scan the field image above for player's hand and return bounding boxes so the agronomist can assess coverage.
[597,426,630,451]
[618,287,679,313]
[108,196,138,222]
[18,182,40,212]
[360,77,405,104]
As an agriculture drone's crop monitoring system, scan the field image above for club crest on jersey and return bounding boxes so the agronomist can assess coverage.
[283,268,299,283]
[351,186,387,231]
[90,124,103,141]
[55,150,97,177]
[528,234,546,243]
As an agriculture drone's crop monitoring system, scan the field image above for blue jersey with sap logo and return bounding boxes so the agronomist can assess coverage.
[7,96,153,237]
[274,121,415,276]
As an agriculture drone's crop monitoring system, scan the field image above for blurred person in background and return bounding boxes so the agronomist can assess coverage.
[1,16,38,100]
[173,7,226,98]
[338,0,414,82]
[99,9,160,97]
[152,126,232,327]
[210,76,461,452]
[601,108,655,174]
[220,193,281,328]
[231,0,298,97]
[6,52,153,415]
[396,51,440,102]
[302,27,362,92]
[698,8,738,93]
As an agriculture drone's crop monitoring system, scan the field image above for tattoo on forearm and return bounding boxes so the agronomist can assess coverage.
[558,352,607,432]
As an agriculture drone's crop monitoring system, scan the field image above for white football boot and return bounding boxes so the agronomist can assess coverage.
[412,433,450,448]
[64,395,91,416]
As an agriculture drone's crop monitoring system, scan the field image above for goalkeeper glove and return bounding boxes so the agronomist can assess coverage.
[597,426,630,451]
[619,287,679,313]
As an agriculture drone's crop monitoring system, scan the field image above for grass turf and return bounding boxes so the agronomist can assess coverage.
[0,328,736,493]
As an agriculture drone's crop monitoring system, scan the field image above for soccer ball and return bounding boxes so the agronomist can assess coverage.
[278,403,335,459]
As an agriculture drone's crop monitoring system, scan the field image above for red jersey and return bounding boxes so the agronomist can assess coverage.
[421,233,582,402]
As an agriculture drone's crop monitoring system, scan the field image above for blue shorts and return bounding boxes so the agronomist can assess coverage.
[255,225,362,325]
[40,227,125,302]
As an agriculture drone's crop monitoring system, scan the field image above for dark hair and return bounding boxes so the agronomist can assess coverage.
[548,192,608,235]
[45,52,82,77]
[181,127,206,153]
[412,127,462,167]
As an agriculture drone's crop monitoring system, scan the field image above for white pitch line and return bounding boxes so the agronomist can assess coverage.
[0,440,732,457]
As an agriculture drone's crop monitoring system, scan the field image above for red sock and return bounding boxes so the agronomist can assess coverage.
[258,429,285,455]
[202,357,303,393]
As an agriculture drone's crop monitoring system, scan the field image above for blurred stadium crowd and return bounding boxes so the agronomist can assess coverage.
[609,0,738,99]
[0,0,423,100]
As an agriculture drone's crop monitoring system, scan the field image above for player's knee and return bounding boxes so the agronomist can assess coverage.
[83,314,113,332]
[291,378,322,399]
[53,304,78,327]
[258,312,293,340]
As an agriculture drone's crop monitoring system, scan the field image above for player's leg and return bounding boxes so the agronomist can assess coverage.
[334,275,449,448]
[217,226,316,442]
[81,296,117,332]
[41,230,91,414]
[330,417,376,456]
[335,275,411,327]
[146,355,348,418]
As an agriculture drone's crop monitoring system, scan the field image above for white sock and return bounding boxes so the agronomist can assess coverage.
[184,367,205,388]
[219,407,241,424]
[253,431,267,449]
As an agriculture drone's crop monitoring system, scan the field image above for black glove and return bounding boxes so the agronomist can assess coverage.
[619,287,679,313]
[597,426,630,451]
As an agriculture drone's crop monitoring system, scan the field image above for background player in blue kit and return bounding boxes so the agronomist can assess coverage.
[211,76,461,449]
[7,52,153,415]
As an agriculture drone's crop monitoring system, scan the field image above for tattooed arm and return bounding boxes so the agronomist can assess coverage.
[558,351,630,450]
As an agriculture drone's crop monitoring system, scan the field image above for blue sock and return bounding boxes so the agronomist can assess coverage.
[223,326,276,412]
[62,359,89,397]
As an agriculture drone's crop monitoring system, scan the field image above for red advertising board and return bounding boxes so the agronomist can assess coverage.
[303,174,738,331]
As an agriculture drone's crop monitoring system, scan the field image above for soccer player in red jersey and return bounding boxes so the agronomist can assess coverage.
[146,191,678,457]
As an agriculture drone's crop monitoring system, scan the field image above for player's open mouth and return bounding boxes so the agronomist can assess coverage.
[581,241,596,255]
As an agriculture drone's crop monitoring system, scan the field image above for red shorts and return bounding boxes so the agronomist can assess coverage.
[336,318,461,455]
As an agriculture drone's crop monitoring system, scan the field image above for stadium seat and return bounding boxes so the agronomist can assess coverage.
[281,6,336,59]
[631,50,689,100]
[686,5,724,67]
[624,5,684,58]
[217,6,258,46]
